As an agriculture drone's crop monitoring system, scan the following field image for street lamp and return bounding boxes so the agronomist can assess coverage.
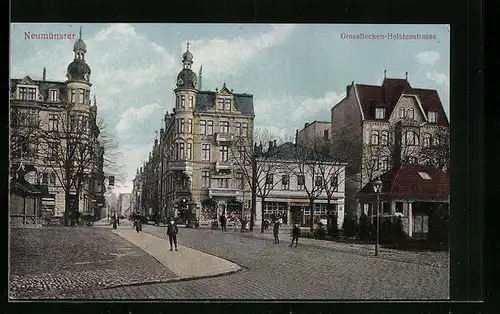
[372,177,383,256]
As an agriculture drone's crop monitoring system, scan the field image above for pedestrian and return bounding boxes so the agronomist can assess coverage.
[220,214,227,232]
[289,223,300,247]
[273,220,280,244]
[234,218,240,232]
[135,217,142,233]
[112,216,117,230]
[166,218,179,251]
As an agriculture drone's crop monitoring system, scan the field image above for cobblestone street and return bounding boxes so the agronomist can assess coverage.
[9,226,177,299]
[74,225,448,300]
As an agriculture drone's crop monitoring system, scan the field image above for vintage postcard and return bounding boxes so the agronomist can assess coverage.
[9,23,450,300]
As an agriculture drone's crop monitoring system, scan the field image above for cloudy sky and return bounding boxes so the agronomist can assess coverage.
[11,23,450,194]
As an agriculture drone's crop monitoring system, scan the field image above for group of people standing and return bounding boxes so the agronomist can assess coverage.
[272,219,301,247]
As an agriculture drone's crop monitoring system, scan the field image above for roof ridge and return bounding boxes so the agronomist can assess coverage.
[390,164,404,193]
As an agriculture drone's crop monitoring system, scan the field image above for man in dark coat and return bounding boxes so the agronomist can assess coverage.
[135,217,142,233]
[273,220,280,244]
[289,224,300,247]
[220,214,227,232]
[166,218,179,251]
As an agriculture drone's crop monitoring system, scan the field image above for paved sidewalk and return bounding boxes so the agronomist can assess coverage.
[113,229,241,280]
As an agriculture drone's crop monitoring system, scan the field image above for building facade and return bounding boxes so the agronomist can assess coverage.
[296,120,331,150]
[254,142,346,228]
[132,45,255,223]
[117,193,131,218]
[330,75,450,216]
[9,33,105,220]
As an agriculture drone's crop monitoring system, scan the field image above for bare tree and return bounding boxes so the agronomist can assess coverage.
[229,128,283,232]
[419,127,450,172]
[287,143,325,232]
[10,107,42,163]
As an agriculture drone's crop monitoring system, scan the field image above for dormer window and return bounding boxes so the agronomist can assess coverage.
[217,98,224,110]
[428,111,437,123]
[224,99,231,111]
[399,107,406,118]
[181,95,185,108]
[19,87,27,100]
[375,108,385,119]
[49,89,59,102]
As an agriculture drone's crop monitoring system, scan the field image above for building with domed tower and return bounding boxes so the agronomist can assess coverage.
[134,43,255,225]
[9,28,106,224]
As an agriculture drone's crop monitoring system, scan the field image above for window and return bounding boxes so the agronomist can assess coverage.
[234,122,241,135]
[186,143,192,160]
[372,156,379,170]
[220,121,229,133]
[375,108,385,119]
[399,107,406,118]
[179,143,185,160]
[70,115,78,131]
[181,95,185,108]
[323,129,329,140]
[418,172,432,180]
[403,131,419,146]
[27,141,38,158]
[49,173,56,185]
[187,119,192,134]
[19,87,27,100]
[395,202,404,213]
[28,88,36,101]
[236,172,244,189]
[297,175,305,189]
[428,111,437,123]
[207,121,214,135]
[370,130,379,145]
[433,136,441,146]
[176,96,180,108]
[180,118,185,133]
[379,156,389,171]
[315,177,323,187]
[218,98,224,110]
[201,144,211,161]
[48,142,58,159]
[219,145,229,161]
[266,174,274,186]
[330,175,338,191]
[382,202,391,214]
[78,89,84,103]
[242,122,248,137]
[42,172,49,184]
[423,133,431,147]
[380,131,389,145]
[202,171,210,188]
[224,99,231,111]
[281,174,290,190]
[49,90,59,102]
[199,120,206,135]
[70,89,76,103]
[189,96,193,108]
[407,108,414,119]
[49,114,58,131]
[237,145,245,158]
[407,156,418,164]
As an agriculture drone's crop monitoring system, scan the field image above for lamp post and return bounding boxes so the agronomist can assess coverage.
[372,177,383,256]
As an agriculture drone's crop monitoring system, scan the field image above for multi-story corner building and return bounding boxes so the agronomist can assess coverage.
[134,44,255,223]
[9,32,105,219]
[330,75,450,216]
[254,142,346,228]
[117,193,131,218]
[296,121,331,150]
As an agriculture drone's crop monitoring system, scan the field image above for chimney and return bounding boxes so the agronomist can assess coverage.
[273,140,276,148]
[405,72,408,80]
[304,123,309,129]
[268,141,273,150]
[43,67,46,81]
[346,85,351,95]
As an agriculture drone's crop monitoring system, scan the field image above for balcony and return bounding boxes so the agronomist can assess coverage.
[169,160,193,173]
[215,133,235,143]
[209,188,242,198]
[215,161,232,172]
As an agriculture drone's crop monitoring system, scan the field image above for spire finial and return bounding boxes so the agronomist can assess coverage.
[79,26,82,39]
[186,40,190,52]
[93,94,97,106]
[384,69,387,78]
[155,130,158,140]
[405,72,408,80]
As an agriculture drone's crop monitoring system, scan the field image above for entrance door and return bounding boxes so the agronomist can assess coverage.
[290,206,303,225]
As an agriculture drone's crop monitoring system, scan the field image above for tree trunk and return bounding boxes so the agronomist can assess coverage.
[326,196,331,227]
[250,157,257,232]
[260,196,265,233]
[309,199,314,232]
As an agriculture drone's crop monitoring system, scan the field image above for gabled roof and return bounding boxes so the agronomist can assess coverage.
[357,164,449,197]
[354,78,449,126]
[10,178,42,195]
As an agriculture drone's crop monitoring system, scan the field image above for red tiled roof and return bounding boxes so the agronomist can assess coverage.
[358,164,449,197]
[355,78,449,127]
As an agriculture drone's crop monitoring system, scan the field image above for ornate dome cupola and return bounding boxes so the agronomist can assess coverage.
[66,26,92,82]
[176,41,197,89]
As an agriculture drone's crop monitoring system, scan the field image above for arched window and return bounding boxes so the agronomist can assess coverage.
[49,173,56,185]
[407,108,414,119]
[423,133,431,147]
[380,131,389,145]
[399,107,406,118]
[370,130,379,145]
[433,136,441,146]
[42,172,49,184]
